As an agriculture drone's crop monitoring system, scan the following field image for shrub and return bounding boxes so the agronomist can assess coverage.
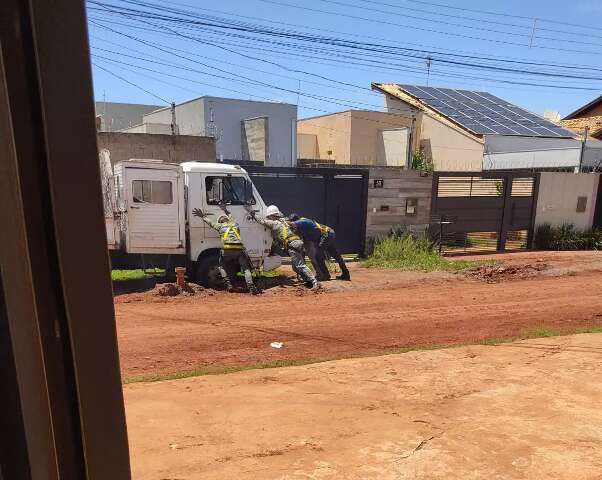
[363,232,480,271]
[534,223,602,250]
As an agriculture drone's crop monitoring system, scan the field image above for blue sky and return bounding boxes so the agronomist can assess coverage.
[88,0,602,119]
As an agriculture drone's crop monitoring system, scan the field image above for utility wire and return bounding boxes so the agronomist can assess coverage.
[88,3,602,81]
[254,0,602,55]
[151,0,602,71]
[92,61,169,103]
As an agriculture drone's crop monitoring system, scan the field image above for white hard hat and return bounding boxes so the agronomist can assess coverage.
[266,205,282,218]
[217,215,229,223]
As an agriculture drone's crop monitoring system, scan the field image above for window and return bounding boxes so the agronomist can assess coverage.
[205,176,255,206]
[132,180,173,204]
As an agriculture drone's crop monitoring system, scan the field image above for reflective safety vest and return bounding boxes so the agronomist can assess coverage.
[313,221,331,235]
[221,223,244,249]
[279,222,300,248]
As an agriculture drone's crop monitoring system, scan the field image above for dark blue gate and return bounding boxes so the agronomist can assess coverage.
[242,166,369,254]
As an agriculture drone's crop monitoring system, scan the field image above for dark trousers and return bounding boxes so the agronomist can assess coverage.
[220,249,254,288]
[305,240,328,280]
[317,231,349,280]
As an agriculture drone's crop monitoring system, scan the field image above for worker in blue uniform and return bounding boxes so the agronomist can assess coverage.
[288,214,350,281]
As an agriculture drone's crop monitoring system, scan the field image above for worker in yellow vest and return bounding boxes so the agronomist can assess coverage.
[288,213,350,282]
[192,208,257,294]
[250,205,321,290]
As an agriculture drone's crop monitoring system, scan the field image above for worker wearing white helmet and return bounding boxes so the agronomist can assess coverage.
[192,208,257,294]
[250,205,320,290]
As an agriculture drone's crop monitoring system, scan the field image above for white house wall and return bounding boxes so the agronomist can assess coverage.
[143,97,296,166]
[484,149,581,170]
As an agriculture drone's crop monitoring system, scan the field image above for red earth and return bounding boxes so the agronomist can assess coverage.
[114,251,602,379]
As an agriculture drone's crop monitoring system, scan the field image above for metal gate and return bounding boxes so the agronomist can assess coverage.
[242,166,369,254]
[430,172,539,253]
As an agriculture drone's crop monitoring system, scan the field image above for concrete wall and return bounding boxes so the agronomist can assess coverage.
[144,97,296,166]
[144,100,205,136]
[97,132,216,166]
[383,95,419,117]
[94,102,161,132]
[349,111,413,166]
[241,116,268,161]
[297,133,317,159]
[535,173,600,230]
[122,123,177,135]
[419,115,484,171]
[297,110,414,165]
[297,112,352,163]
[366,168,432,240]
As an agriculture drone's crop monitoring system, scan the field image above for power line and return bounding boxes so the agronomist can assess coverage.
[403,0,602,33]
[254,0,602,55]
[350,0,602,41]
[92,61,169,103]
[88,3,602,82]
[88,15,602,99]
[91,56,425,132]
[152,0,602,70]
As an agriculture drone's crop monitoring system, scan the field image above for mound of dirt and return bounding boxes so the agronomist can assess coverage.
[115,282,213,303]
[461,262,547,283]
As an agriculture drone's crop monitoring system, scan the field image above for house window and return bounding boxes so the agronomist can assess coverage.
[132,180,173,204]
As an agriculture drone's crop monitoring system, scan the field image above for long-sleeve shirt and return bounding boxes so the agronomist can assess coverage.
[254,216,300,248]
[202,216,244,249]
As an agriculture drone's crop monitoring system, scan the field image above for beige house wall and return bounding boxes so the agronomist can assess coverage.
[297,110,415,165]
[297,133,318,159]
[535,173,600,230]
[348,111,413,166]
[297,112,352,163]
[419,115,484,171]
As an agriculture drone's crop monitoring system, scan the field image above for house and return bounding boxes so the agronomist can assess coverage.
[560,95,602,140]
[297,110,415,166]
[372,83,586,171]
[94,101,162,132]
[122,96,298,167]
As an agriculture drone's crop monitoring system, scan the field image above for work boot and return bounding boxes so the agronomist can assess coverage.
[337,272,351,281]
[248,283,260,295]
[310,280,322,291]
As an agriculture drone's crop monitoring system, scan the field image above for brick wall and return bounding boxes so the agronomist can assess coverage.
[97,132,216,165]
[366,167,432,240]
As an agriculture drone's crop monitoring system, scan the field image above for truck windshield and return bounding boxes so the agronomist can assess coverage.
[205,176,255,206]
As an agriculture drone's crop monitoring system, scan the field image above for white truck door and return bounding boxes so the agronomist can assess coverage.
[125,167,185,254]
[201,174,268,259]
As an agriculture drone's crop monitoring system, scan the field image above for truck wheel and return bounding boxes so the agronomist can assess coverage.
[195,253,224,289]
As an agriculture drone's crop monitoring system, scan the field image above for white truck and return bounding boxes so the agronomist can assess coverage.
[101,153,281,285]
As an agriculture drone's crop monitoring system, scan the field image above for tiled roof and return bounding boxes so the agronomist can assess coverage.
[560,116,602,138]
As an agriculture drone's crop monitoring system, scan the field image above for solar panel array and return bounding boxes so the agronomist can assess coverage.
[399,85,574,138]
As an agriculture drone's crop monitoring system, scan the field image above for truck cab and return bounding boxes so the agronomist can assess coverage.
[106,158,280,286]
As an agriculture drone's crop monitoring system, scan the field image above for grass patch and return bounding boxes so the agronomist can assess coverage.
[363,234,487,271]
[111,268,164,282]
[123,325,602,385]
[123,358,325,384]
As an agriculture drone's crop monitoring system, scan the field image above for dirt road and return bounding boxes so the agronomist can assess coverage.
[124,333,602,479]
[115,251,602,378]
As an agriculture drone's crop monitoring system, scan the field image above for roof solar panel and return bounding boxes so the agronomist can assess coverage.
[399,85,575,138]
